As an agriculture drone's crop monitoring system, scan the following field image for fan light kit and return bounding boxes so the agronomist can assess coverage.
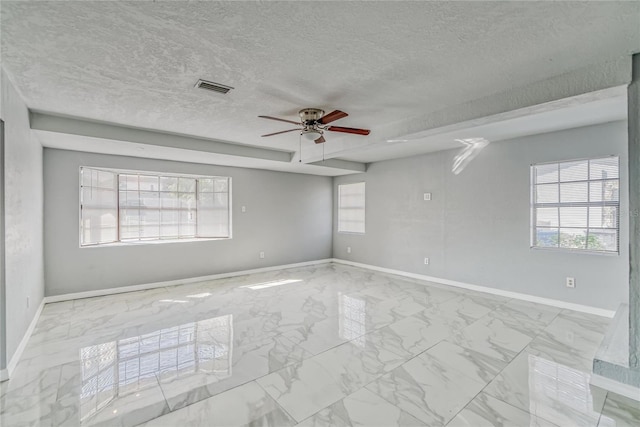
[258,108,370,144]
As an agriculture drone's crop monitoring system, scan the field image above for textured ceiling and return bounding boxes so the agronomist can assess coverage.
[1,1,639,164]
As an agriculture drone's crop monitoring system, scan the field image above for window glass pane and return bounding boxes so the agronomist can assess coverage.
[589,180,619,202]
[535,184,558,204]
[160,210,180,238]
[536,207,558,227]
[97,170,116,189]
[81,168,118,246]
[178,178,196,193]
[535,228,558,248]
[180,193,196,210]
[120,174,139,191]
[197,191,229,237]
[140,191,160,209]
[140,210,160,238]
[559,182,588,203]
[160,192,179,209]
[139,175,159,191]
[559,229,587,249]
[589,206,618,229]
[213,178,228,192]
[81,168,94,187]
[120,209,140,240]
[559,160,588,182]
[120,190,142,209]
[198,178,214,193]
[338,182,365,234]
[587,229,618,252]
[160,177,178,192]
[81,208,117,245]
[534,164,558,184]
[590,157,619,180]
[179,211,196,237]
[559,207,587,228]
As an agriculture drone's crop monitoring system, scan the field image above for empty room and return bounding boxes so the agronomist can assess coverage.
[1,1,640,426]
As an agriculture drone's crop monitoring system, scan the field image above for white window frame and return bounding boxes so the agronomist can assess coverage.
[530,156,620,254]
[79,167,232,247]
[338,182,366,234]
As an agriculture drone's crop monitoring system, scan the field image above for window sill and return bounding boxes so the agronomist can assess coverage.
[530,246,619,256]
[337,231,365,235]
[80,237,231,248]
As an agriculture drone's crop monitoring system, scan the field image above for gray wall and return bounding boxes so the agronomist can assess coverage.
[334,121,629,310]
[44,149,333,296]
[1,68,45,366]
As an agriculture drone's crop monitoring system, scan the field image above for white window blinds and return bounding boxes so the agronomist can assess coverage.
[531,157,619,253]
[338,182,365,234]
[80,168,118,246]
[80,167,231,246]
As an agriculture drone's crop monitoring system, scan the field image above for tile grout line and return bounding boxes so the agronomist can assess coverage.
[452,308,568,427]
[275,294,520,424]
[253,380,299,424]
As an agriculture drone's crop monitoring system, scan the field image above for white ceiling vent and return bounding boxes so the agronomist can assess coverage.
[194,79,234,94]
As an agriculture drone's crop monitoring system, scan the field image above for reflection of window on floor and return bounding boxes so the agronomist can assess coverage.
[339,294,366,347]
[79,315,232,422]
[528,354,597,424]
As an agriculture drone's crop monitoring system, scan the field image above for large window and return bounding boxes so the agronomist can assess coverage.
[531,156,619,253]
[80,167,231,246]
[338,182,365,234]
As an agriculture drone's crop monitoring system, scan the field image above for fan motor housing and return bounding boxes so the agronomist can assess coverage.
[299,108,324,124]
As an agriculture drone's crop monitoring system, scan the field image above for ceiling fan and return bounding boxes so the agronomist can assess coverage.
[258,108,370,144]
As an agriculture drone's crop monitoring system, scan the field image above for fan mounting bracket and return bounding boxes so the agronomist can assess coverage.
[299,108,325,124]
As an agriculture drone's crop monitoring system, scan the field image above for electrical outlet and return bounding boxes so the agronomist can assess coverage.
[347,246,351,254]
[566,277,576,288]
[259,251,265,259]
[424,257,430,265]
[241,206,246,213]
[423,192,432,201]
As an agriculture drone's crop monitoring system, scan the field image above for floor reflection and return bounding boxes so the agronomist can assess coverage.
[339,294,366,347]
[528,353,601,424]
[79,315,233,422]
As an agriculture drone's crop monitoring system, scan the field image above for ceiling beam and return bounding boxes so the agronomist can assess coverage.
[30,111,292,163]
[30,111,367,176]
[307,158,367,173]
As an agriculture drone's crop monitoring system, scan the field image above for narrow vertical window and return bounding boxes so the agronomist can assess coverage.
[338,182,365,234]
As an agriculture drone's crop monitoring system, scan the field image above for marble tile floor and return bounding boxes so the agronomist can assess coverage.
[1,263,639,426]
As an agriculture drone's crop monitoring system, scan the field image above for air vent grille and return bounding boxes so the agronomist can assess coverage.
[194,79,234,94]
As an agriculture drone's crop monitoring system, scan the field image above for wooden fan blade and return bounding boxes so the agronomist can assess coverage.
[327,126,370,135]
[319,110,348,124]
[314,135,326,144]
[258,115,300,125]
[261,128,301,137]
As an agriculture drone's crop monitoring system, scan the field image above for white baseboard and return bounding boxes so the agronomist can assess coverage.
[2,298,45,381]
[591,374,640,402]
[43,259,333,304]
[331,258,616,318]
